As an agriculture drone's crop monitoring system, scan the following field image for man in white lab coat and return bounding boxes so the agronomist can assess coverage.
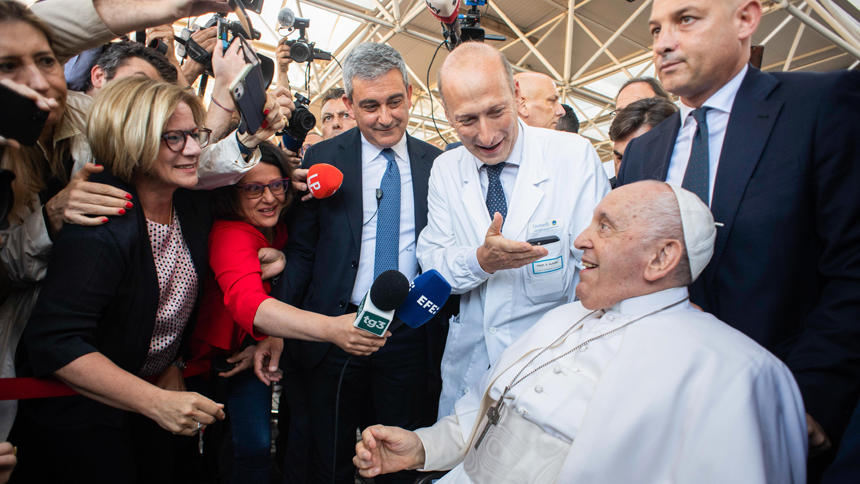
[355,181,808,484]
[417,43,610,418]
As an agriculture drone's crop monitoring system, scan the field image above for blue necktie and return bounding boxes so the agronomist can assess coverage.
[374,148,400,280]
[485,162,507,222]
[682,107,711,205]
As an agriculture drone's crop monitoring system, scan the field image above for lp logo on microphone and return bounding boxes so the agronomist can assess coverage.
[308,173,321,192]
[356,314,388,337]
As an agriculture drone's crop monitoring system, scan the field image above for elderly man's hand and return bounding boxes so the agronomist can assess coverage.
[354,425,426,478]
[477,213,548,274]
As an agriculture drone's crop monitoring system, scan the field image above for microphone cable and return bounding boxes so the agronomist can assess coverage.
[426,39,450,145]
[362,188,383,227]
[332,354,353,484]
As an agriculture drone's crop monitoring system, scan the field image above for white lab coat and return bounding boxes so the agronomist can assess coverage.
[417,123,610,417]
[414,290,808,484]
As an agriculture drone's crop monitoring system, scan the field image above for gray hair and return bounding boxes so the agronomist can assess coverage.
[436,42,515,107]
[635,181,692,285]
[342,43,409,101]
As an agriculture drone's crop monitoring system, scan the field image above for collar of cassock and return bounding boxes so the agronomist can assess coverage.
[607,286,691,317]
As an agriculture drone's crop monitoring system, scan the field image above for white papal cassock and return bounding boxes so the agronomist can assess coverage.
[414,287,807,484]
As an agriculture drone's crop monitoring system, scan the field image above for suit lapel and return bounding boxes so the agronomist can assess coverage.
[705,68,782,286]
[407,135,432,236]
[334,129,364,253]
[646,112,681,182]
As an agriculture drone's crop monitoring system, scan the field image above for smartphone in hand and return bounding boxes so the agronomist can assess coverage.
[0,82,49,147]
[229,61,267,135]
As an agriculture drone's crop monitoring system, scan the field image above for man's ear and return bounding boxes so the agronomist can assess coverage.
[342,93,354,117]
[90,65,107,90]
[736,0,762,42]
[644,239,683,282]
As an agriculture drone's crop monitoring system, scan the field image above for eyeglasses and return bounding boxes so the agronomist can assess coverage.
[609,110,619,119]
[161,128,212,152]
[237,178,290,199]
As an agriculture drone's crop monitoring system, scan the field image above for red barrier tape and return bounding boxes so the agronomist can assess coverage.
[0,377,78,401]
[0,372,192,401]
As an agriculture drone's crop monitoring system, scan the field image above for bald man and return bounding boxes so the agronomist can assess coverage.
[357,182,807,484]
[617,0,860,470]
[513,72,564,129]
[416,43,609,418]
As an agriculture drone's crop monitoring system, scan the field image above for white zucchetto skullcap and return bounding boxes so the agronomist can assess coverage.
[666,184,716,282]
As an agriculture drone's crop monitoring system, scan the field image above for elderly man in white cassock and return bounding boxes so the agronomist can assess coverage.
[354,181,808,484]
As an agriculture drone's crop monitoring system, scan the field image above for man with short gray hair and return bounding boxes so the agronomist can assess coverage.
[270,42,450,484]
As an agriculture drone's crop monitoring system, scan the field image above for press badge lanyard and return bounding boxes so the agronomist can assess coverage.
[474,296,690,450]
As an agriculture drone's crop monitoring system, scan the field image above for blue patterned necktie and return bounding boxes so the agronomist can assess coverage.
[682,107,711,205]
[485,162,508,222]
[374,148,401,279]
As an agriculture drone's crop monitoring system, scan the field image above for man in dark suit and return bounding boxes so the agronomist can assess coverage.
[617,0,860,477]
[270,42,446,484]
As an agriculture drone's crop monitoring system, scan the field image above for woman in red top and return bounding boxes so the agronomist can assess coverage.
[188,142,388,483]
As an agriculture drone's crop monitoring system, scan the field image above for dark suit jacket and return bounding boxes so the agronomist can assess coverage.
[273,127,449,370]
[19,171,212,430]
[618,66,860,442]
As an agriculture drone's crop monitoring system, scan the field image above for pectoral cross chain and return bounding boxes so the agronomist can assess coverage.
[474,393,505,450]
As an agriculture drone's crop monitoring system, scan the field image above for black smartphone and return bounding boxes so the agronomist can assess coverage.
[0,83,50,147]
[526,235,560,246]
[229,60,267,135]
[211,355,234,374]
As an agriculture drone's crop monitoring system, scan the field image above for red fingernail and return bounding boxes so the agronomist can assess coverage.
[101,218,109,223]
[118,209,125,215]
[94,164,102,167]
[125,194,133,200]
[261,121,269,130]
[263,108,270,115]
[126,202,133,208]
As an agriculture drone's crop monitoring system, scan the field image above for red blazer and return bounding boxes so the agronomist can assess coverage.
[187,219,288,377]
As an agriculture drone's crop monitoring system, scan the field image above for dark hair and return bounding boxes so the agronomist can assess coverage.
[210,141,295,222]
[82,41,178,93]
[616,77,671,103]
[609,97,678,142]
[322,87,345,105]
[556,104,580,133]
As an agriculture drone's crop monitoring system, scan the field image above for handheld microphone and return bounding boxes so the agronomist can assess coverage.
[277,7,296,29]
[354,270,410,337]
[424,0,462,46]
[391,270,452,330]
[307,163,343,199]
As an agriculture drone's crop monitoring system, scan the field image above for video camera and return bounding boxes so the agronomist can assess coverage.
[279,93,316,152]
[277,8,332,63]
[425,0,506,51]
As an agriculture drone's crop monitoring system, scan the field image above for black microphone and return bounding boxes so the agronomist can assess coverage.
[353,270,410,337]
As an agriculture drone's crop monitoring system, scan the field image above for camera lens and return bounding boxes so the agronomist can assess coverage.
[294,108,316,131]
[291,42,311,63]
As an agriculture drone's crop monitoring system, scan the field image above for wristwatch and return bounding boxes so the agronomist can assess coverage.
[170,360,187,371]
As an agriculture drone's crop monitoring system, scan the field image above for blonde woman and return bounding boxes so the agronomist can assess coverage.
[11,78,226,482]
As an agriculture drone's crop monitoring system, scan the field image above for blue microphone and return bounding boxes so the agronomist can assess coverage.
[392,270,452,329]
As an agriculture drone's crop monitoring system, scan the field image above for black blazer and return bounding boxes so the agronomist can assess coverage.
[618,66,860,442]
[272,127,448,369]
[19,171,212,430]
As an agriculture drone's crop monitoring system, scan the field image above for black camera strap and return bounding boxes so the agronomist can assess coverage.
[176,36,212,67]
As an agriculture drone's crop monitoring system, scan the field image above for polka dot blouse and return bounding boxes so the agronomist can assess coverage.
[138,210,199,377]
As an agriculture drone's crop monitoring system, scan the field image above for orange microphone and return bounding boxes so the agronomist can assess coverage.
[307,163,343,199]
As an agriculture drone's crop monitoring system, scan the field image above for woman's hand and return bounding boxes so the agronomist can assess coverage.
[258,247,285,281]
[236,92,286,150]
[44,163,133,237]
[154,364,186,392]
[217,345,256,378]
[330,314,390,356]
[147,390,225,436]
[0,442,16,484]
[253,336,284,385]
[0,79,58,149]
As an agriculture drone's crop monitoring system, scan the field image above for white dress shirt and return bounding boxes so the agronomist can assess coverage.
[465,123,525,279]
[350,133,418,305]
[666,64,748,205]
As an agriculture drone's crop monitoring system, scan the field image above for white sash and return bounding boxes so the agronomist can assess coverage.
[463,403,570,484]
